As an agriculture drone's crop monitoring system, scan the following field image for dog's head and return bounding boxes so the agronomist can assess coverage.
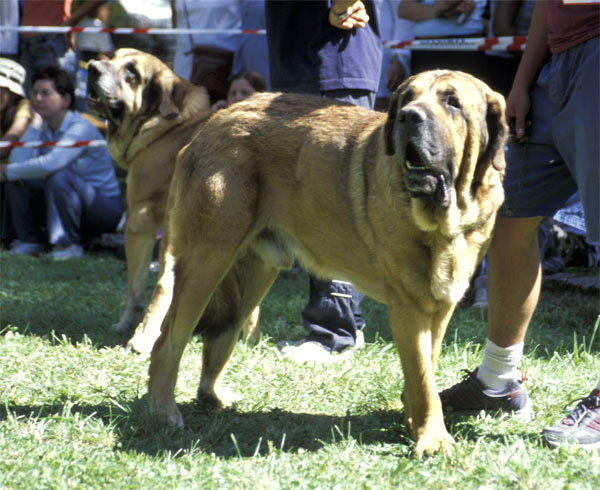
[384,70,507,210]
[86,48,193,129]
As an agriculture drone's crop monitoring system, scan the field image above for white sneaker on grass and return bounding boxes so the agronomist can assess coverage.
[279,339,334,364]
[8,241,44,256]
[277,329,365,364]
[50,244,85,259]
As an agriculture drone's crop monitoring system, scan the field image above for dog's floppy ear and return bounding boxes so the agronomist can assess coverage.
[384,92,399,156]
[477,90,507,173]
[157,75,188,120]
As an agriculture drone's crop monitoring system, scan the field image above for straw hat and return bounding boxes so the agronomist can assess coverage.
[0,58,26,97]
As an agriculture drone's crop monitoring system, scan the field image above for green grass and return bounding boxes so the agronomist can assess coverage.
[1,251,599,489]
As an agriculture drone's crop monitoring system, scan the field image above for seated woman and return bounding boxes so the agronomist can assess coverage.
[0,65,122,259]
[211,70,267,111]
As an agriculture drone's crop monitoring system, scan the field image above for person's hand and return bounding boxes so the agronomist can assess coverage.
[454,0,475,16]
[433,0,473,18]
[386,56,407,93]
[329,0,369,30]
[505,84,531,143]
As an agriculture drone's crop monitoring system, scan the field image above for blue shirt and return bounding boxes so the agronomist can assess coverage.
[265,0,382,94]
[7,110,121,198]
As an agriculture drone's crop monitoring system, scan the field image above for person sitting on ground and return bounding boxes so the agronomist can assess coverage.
[211,70,267,111]
[0,65,123,260]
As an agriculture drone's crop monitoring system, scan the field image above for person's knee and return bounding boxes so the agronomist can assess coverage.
[45,169,71,192]
[489,217,544,268]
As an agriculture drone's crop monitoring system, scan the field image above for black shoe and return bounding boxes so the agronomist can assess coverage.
[439,369,533,421]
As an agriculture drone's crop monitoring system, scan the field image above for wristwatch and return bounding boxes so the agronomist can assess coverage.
[332,7,351,20]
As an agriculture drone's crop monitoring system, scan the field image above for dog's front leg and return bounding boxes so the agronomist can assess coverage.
[113,208,159,334]
[387,295,453,457]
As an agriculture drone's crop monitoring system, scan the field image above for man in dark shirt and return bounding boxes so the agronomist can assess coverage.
[265,0,382,363]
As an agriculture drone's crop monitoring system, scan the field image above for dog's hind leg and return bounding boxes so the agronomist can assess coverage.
[147,244,243,427]
[197,250,279,406]
[241,306,261,344]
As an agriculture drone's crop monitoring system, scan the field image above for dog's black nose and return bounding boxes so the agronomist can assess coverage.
[399,106,426,125]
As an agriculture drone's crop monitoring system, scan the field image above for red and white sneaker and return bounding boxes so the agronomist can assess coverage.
[542,389,600,450]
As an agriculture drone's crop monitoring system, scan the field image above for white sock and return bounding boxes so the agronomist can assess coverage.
[475,339,524,391]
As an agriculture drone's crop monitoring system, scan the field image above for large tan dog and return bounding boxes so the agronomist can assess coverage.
[86,49,262,352]
[147,70,507,456]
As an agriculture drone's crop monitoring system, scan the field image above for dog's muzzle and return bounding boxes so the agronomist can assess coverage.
[86,61,125,123]
[399,106,452,209]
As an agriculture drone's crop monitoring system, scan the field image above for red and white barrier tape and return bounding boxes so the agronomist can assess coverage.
[383,36,527,52]
[3,26,265,36]
[0,140,107,149]
[6,26,527,51]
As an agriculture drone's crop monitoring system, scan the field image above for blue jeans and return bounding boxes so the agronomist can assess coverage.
[5,168,123,246]
[300,89,374,352]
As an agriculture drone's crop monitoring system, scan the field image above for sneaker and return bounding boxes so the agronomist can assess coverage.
[355,329,365,348]
[542,389,600,449]
[439,369,533,421]
[8,241,44,256]
[50,244,85,259]
[278,339,333,364]
[277,329,365,364]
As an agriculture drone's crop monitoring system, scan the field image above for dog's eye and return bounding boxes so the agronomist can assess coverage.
[125,62,141,83]
[401,89,414,106]
[446,95,461,110]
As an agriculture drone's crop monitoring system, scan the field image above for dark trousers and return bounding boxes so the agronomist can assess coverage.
[299,88,374,352]
[303,277,365,352]
[5,168,123,246]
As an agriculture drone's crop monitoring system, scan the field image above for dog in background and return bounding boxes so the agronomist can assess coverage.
[86,48,261,352]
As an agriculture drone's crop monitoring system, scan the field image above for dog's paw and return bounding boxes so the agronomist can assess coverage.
[197,386,241,408]
[167,411,185,429]
[112,319,132,335]
[413,431,454,458]
[127,325,161,354]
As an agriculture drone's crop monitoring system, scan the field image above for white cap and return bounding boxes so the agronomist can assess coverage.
[0,58,26,97]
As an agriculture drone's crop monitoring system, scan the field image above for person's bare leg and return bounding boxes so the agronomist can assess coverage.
[474,216,543,392]
[488,216,543,348]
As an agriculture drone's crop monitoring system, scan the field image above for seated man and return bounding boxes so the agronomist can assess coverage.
[0,66,122,259]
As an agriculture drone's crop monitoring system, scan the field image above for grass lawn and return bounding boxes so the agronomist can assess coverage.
[1,251,598,489]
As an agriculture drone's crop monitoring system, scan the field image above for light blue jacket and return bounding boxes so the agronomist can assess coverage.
[7,110,121,198]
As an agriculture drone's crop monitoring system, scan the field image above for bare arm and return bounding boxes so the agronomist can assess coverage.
[0,115,30,160]
[505,0,550,141]
[397,0,469,22]
[492,0,522,36]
